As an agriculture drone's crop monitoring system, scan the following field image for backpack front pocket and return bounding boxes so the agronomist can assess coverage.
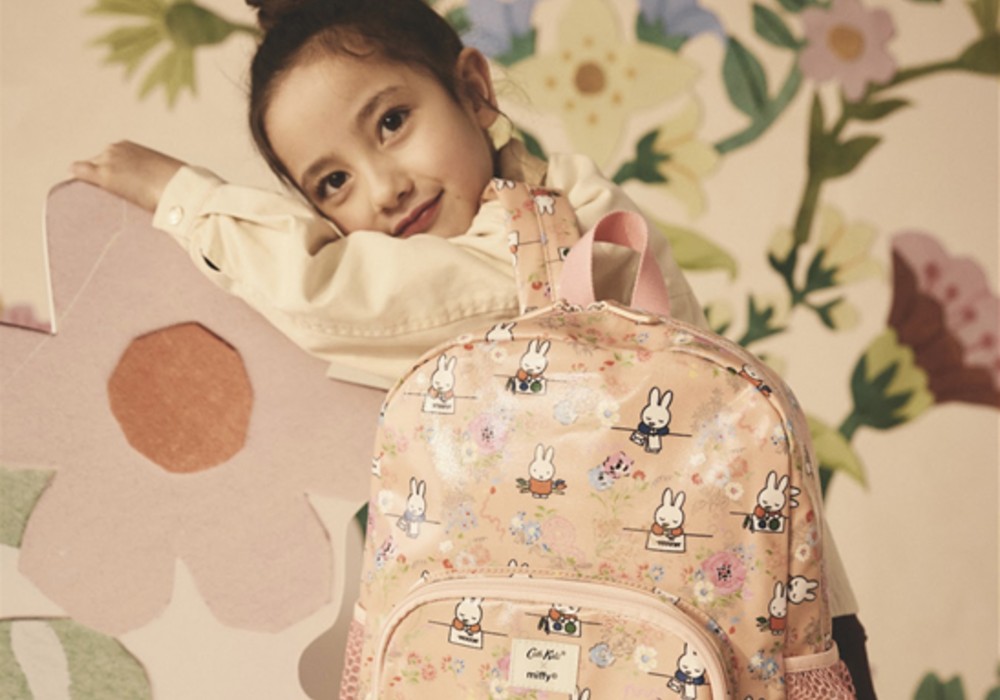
[369,576,732,699]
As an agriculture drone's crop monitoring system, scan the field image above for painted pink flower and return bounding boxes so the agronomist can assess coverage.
[468,411,512,455]
[1,183,380,635]
[888,231,999,407]
[700,550,747,595]
[799,0,896,101]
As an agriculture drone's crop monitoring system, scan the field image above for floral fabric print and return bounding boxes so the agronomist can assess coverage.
[344,185,851,699]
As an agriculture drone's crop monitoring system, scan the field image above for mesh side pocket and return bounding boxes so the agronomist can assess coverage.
[786,658,856,700]
[338,617,365,700]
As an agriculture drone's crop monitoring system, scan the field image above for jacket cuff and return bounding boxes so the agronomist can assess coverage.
[152,165,226,246]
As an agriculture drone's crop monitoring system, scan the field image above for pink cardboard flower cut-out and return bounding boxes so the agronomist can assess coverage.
[799,0,896,102]
[0,182,382,635]
[888,230,999,407]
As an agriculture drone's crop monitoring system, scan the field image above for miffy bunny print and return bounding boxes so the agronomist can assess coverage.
[449,596,485,649]
[396,477,428,539]
[516,443,567,498]
[625,386,692,453]
[508,338,551,395]
[736,470,801,534]
[667,643,709,699]
[422,354,457,414]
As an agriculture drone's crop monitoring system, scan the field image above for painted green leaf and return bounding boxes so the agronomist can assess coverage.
[957,34,1000,74]
[967,0,999,35]
[776,0,808,11]
[723,38,770,119]
[139,47,195,106]
[93,24,164,76]
[738,296,786,347]
[636,13,688,52]
[0,619,152,700]
[753,3,801,49]
[818,135,882,179]
[444,7,471,35]
[165,2,242,48]
[515,126,547,161]
[613,131,669,185]
[88,0,166,17]
[804,249,837,293]
[494,29,537,66]
[808,416,868,487]
[850,329,934,430]
[847,98,910,121]
[655,220,738,278]
[913,673,966,700]
[0,468,55,548]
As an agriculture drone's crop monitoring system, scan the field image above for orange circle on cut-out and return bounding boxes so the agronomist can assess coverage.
[107,323,253,473]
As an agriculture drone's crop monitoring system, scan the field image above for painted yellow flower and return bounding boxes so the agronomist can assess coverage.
[651,101,720,217]
[769,205,881,288]
[815,207,882,284]
[506,0,698,167]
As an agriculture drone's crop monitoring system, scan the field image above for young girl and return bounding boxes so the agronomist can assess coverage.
[72,0,874,695]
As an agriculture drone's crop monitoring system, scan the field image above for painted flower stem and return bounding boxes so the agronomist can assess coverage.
[838,409,864,442]
[791,169,824,247]
[870,58,964,95]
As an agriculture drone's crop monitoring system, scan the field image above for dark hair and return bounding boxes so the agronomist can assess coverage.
[247,0,467,190]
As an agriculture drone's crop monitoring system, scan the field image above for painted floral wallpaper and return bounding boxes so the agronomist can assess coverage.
[1,0,997,699]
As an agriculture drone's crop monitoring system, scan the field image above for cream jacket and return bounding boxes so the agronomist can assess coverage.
[151,143,857,617]
[152,142,704,388]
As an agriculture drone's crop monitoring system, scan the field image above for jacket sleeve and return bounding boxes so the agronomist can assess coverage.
[152,166,519,386]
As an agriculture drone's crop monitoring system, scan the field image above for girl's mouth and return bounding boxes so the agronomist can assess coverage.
[394,192,443,238]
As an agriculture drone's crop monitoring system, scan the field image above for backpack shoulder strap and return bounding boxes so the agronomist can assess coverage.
[491,178,581,314]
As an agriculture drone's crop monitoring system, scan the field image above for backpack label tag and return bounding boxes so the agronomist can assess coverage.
[509,638,579,693]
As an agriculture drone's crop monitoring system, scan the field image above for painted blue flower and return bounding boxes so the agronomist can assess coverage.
[463,0,538,60]
[638,0,726,43]
[523,520,542,545]
[588,465,614,491]
[589,642,616,668]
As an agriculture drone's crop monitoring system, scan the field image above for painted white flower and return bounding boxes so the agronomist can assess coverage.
[376,489,396,513]
[632,644,659,672]
[595,398,621,426]
[506,0,698,167]
[693,578,716,604]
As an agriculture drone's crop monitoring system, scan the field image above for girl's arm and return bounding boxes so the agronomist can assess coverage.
[71,141,186,212]
[77,156,519,386]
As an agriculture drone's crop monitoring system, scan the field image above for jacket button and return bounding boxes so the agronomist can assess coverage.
[167,206,184,226]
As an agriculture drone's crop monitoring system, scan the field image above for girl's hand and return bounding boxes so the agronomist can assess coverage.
[71,141,186,212]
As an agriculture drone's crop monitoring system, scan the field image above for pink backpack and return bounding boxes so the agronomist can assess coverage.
[339,181,856,699]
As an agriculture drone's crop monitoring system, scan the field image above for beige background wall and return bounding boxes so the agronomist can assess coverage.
[2,1,998,698]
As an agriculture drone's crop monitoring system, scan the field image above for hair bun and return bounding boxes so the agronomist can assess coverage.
[246,0,318,32]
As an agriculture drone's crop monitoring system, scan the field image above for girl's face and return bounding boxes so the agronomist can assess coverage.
[266,47,498,238]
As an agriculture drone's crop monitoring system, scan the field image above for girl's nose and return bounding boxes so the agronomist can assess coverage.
[369,167,412,214]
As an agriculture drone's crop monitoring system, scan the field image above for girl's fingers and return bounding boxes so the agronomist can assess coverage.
[70,160,99,181]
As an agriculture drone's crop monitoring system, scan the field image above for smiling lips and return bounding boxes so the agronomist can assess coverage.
[394,192,443,238]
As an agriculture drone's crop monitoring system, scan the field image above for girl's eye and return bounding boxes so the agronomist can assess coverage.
[317,171,348,199]
[379,108,409,138]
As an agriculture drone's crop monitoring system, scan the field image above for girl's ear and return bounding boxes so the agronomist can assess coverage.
[455,47,498,130]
